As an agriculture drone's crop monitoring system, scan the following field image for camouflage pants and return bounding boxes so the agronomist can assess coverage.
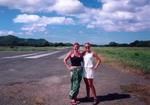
[69,67,83,99]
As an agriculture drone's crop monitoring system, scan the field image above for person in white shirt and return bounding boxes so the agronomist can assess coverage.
[82,42,101,105]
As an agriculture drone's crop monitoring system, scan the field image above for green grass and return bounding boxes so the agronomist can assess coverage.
[0,46,68,51]
[93,47,150,73]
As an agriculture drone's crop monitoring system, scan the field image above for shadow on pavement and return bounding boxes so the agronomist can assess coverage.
[78,93,131,105]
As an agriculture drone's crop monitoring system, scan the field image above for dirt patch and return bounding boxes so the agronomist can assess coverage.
[34,96,45,105]
[0,75,69,105]
[120,84,150,105]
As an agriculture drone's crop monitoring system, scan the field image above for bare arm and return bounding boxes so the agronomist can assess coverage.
[93,51,101,70]
[63,51,72,70]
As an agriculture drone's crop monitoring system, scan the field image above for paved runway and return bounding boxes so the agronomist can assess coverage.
[0,48,149,105]
[0,48,69,85]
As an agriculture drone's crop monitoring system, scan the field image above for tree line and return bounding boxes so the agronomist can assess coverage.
[0,35,149,47]
[105,41,150,47]
[0,35,72,47]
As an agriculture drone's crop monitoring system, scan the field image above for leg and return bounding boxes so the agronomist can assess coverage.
[69,68,82,103]
[69,70,78,102]
[87,79,97,100]
[75,68,83,102]
[84,78,90,97]
[69,71,78,98]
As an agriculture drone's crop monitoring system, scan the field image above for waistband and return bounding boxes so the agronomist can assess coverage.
[71,66,82,71]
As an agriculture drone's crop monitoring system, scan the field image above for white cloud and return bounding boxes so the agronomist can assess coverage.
[14,14,75,33]
[21,24,46,33]
[78,0,150,32]
[0,0,55,13]
[14,14,40,23]
[1,0,150,32]
[49,0,85,14]
[0,30,16,35]
[0,0,85,14]
[102,0,132,12]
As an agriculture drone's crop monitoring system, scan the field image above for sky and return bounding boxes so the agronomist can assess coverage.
[0,0,150,44]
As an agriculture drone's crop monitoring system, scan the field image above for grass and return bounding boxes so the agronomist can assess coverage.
[0,46,68,51]
[1,46,150,73]
[93,47,150,73]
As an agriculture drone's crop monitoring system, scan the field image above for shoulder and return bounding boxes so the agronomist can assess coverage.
[92,51,98,56]
[92,51,96,54]
[66,50,73,57]
[81,51,86,56]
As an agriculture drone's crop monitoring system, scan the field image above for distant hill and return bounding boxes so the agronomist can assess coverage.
[0,35,50,47]
[106,40,150,47]
[0,35,149,47]
[129,40,150,47]
[0,35,73,47]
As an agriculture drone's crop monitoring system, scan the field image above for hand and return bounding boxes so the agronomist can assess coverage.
[67,66,74,70]
[91,66,97,70]
[67,65,71,70]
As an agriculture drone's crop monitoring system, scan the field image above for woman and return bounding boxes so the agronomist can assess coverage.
[83,42,101,105]
[64,42,83,105]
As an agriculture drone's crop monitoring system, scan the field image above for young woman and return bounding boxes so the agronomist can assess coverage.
[83,42,101,105]
[64,42,83,105]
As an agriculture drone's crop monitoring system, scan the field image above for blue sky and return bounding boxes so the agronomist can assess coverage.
[0,0,150,44]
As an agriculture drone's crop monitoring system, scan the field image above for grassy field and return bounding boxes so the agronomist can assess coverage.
[93,47,150,73]
[1,46,150,73]
[0,46,68,51]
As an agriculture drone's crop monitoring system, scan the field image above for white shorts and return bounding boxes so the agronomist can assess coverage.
[83,67,94,79]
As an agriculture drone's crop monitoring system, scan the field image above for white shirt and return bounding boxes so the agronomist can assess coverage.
[83,52,94,68]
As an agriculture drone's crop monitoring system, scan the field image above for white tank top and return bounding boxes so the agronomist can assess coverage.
[83,52,94,67]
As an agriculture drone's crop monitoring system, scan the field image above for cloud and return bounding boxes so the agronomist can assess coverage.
[14,14,75,33]
[0,0,85,14]
[0,0,55,13]
[78,0,150,32]
[13,14,40,23]
[49,0,85,14]
[0,30,16,35]
[1,0,150,32]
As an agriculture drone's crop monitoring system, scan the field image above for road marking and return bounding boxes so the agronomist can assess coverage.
[58,53,67,60]
[9,68,16,72]
[25,51,60,59]
[2,52,42,59]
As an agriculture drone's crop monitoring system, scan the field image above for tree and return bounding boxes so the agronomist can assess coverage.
[108,42,118,46]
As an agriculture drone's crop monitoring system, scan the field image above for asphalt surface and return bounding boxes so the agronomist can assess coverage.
[0,49,68,85]
[0,48,149,105]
